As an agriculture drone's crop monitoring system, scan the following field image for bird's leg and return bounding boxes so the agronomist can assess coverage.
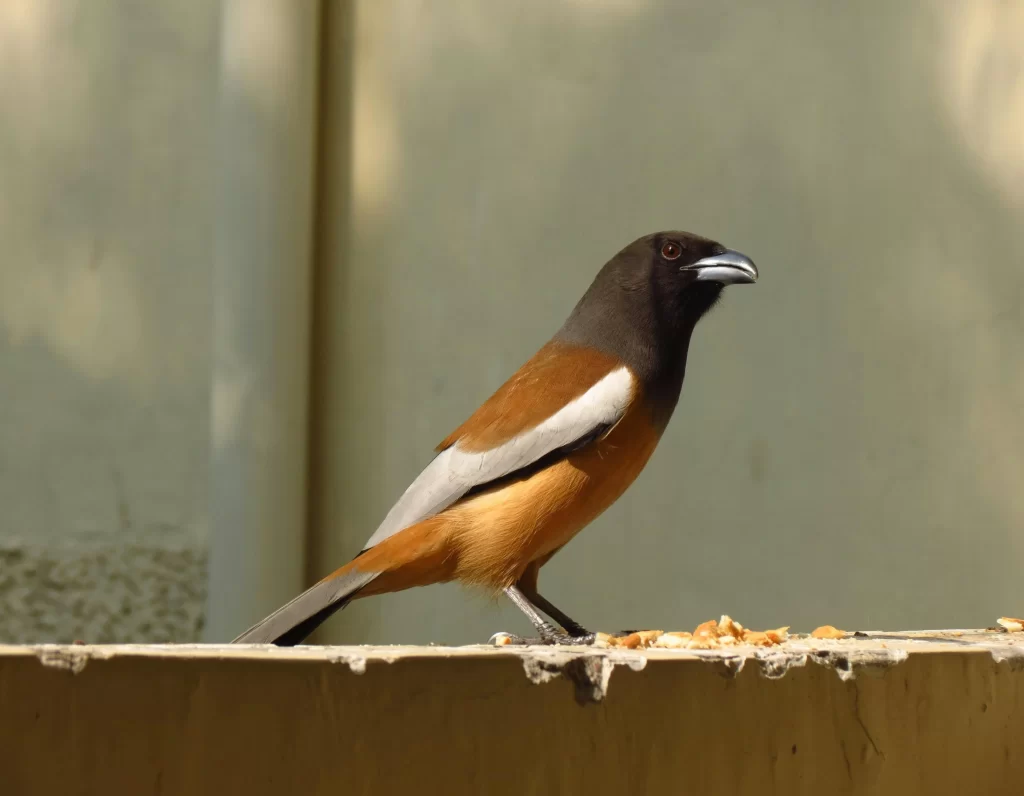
[516,584,591,638]
[517,578,643,638]
[502,585,565,642]
[496,585,595,646]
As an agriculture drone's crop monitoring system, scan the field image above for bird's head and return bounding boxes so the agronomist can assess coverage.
[578,231,758,335]
[553,229,758,416]
[557,230,758,373]
[638,231,758,327]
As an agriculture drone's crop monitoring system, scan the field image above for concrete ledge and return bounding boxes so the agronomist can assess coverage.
[2,630,1023,795]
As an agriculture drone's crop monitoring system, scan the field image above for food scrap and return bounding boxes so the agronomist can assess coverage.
[810,625,847,640]
[598,616,790,650]
[997,617,1024,633]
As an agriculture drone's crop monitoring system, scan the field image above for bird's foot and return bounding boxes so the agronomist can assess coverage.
[536,619,594,645]
[489,627,644,645]
[488,630,596,647]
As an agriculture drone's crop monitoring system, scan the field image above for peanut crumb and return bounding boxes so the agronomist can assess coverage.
[811,625,846,640]
[596,617,791,650]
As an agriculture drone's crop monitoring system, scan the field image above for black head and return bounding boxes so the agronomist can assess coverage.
[555,231,757,418]
[600,231,757,330]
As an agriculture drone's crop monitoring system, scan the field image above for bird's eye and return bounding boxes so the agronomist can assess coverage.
[661,241,682,260]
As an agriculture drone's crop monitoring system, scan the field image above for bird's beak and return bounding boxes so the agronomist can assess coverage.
[684,250,758,284]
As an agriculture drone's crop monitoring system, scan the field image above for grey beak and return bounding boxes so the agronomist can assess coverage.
[685,249,758,284]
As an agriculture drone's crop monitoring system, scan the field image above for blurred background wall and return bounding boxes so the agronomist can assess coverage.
[1,1,1022,645]
[0,1,218,641]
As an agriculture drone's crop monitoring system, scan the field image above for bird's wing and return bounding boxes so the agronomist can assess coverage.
[360,342,634,551]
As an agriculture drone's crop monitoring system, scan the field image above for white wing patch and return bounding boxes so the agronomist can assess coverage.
[361,366,635,550]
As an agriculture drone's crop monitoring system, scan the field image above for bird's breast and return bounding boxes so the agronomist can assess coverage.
[447,398,663,589]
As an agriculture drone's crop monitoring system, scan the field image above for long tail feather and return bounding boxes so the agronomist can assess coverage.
[231,566,378,646]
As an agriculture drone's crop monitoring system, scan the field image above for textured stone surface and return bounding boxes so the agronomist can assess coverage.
[0,531,206,644]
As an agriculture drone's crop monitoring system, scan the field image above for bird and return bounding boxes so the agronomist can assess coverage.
[232,231,758,646]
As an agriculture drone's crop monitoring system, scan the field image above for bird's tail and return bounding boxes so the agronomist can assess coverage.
[231,563,379,646]
[231,516,452,645]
